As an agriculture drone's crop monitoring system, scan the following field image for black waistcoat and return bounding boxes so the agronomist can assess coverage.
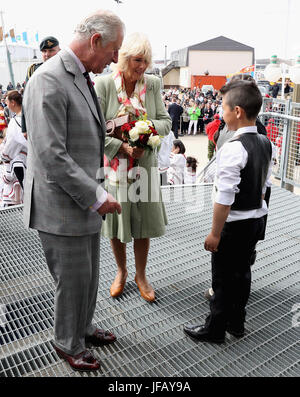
[230,133,272,211]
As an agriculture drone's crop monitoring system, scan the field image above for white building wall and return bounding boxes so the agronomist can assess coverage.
[188,51,253,76]
[163,68,180,86]
[0,60,40,87]
[179,67,191,88]
[0,44,41,87]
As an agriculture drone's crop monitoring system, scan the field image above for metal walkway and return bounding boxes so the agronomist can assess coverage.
[0,185,299,377]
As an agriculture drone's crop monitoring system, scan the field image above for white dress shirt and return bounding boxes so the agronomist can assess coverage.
[214,126,274,223]
[65,47,108,211]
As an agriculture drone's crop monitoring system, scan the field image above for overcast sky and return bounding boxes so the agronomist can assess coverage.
[1,0,300,63]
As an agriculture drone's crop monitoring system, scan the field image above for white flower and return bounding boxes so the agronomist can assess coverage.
[148,134,161,149]
[129,127,140,142]
[135,121,149,133]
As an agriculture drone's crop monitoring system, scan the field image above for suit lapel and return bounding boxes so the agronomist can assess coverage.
[74,74,102,126]
[59,50,102,127]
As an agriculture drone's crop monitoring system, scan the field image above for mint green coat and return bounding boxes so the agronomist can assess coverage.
[94,73,172,243]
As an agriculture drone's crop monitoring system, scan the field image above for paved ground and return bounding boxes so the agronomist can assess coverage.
[180,133,210,170]
[0,185,299,377]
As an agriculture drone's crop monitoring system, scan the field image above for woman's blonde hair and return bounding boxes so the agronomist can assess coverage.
[116,32,152,72]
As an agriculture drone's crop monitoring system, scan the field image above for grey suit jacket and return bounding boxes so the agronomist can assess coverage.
[23,49,106,236]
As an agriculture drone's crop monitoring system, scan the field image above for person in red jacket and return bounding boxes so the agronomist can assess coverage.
[206,113,221,160]
[266,118,279,144]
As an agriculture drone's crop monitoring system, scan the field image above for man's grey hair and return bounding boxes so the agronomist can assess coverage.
[74,11,125,46]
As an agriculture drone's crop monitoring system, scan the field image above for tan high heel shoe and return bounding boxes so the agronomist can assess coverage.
[110,273,127,298]
[134,276,155,302]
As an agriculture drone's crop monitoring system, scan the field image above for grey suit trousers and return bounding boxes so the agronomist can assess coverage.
[39,231,100,356]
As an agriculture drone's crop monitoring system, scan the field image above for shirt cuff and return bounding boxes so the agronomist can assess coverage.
[90,190,108,212]
[215,191,235,206]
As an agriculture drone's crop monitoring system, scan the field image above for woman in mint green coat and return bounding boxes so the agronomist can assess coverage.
[94,33,171,302]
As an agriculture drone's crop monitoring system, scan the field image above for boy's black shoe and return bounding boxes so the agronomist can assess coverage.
[183,324,225,344]
[227,324,245,337]
[204,288,214,301]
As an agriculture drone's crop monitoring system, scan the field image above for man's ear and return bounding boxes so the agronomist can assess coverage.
[90,33,102,51]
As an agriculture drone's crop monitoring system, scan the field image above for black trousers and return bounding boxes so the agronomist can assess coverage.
[181,121,189,134]
[171,119,179,138]
[197,118,204,133]
[14,167,24,189]
[261,186,271,240]
[205,217,265,337]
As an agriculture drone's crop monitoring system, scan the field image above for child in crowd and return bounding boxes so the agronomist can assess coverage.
[184,79,274,344]
[167,139,186,185]
[206,114,221,160]
[184,156,198,184]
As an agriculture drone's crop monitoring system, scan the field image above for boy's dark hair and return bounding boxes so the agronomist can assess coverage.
[186,156,198,171]
[230,73,255,83]
[220,80,262,120]
[173,139,186,154]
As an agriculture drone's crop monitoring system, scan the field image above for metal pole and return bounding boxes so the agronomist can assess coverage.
[0,10,15,88]
[282,0,292,99]
[281,63,285,99]
[165,45,167,66]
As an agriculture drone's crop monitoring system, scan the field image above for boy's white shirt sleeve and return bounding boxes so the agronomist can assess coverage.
[215,141,248,206]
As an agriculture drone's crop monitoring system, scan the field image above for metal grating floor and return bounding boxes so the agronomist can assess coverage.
[0,184,299,377]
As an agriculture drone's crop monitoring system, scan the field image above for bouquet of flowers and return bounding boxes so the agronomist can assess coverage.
[121,115,161,150]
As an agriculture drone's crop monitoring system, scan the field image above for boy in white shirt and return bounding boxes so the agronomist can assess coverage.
[184,80,273,343]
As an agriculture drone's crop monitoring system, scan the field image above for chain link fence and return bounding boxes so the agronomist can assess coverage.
[260,98,300,189]
[197,98,300,190]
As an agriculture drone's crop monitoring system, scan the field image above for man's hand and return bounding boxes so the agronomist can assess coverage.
[97,193,122,216]
[204,232,220,253]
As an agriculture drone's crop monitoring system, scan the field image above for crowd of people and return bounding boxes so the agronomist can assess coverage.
[0,90,27,207]
[0,37,61,207]
[0,82,25,133]
[163,86,222,138]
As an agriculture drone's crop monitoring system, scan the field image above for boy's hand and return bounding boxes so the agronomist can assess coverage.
[204,233,220,252]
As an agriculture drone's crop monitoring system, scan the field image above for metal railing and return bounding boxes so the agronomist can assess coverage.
[197,98,300,190]
[260,98,300,189]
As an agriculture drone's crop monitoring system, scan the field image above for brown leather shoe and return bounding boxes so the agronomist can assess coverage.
[85,328,117,347]
[134,276,155,302]
[53,345,100,371]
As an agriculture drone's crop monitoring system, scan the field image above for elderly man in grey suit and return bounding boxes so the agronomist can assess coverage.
[23,10,124,372]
